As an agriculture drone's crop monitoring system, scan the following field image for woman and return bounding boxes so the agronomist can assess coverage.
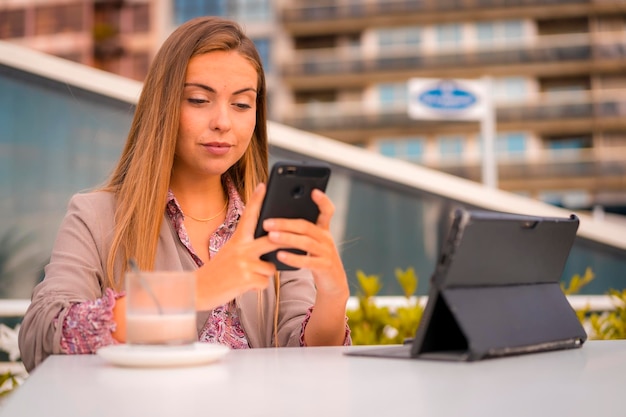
[19,16,351,372]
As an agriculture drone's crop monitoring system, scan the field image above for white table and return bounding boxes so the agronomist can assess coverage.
[1,340,624,417]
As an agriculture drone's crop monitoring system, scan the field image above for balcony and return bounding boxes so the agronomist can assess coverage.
[280,88,626,140]
[279,88,626,193]
[434,146,626,193]
[280,0,620,35]
[281,32,626,89]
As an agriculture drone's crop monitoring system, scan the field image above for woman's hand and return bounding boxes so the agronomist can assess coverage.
[262,189,350,345]
[262,189,349,300]
[195,183,280,310]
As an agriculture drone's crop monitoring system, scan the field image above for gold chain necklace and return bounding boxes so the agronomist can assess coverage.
[184,199,228,222]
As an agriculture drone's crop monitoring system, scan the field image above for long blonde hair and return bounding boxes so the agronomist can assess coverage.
[101,17,269,289]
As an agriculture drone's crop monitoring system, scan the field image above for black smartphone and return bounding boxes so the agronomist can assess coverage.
[254,161,331,270]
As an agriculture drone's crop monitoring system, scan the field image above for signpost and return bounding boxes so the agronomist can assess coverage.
[408,77,497,189]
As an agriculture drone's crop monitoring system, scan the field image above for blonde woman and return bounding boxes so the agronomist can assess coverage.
[19,16,351,372]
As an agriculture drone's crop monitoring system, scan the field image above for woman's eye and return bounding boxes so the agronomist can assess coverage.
[234,103,252,110]
[187,98,207,105]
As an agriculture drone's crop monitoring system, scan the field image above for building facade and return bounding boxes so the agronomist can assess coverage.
[2,0,625,215]
[275,0,626,216]
[0,0,168,80]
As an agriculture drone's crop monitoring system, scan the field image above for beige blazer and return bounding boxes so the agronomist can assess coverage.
[18,191,316,372]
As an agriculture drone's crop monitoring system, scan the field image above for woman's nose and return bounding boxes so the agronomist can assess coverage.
[208,104,231,131]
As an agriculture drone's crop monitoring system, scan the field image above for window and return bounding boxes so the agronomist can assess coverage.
[435,23,462,48]
[378,83,408,107]
[406,139,424,158]
[539,191,564,207]
[476,20,524,46]
[545,135,591,160]
[437,135,464,160]
[131,4,150,33]
[504,20,524,39]
[544,83,587,102]
[174,0,226,25]
[479,132,527,159]
[539,190,591,209]
[547,136,590,150]
[377,137,426,162]
[173,0,272,24]
[496,132,527,157]
[377,27,421,48]
[234,0,272,22]
[492,77,528,102]
[476,23,494,43]
[130,52,151,81]
[0,10,26,39]
[253,38,271,73]
[35,4,84,36]
[379,141,397,157]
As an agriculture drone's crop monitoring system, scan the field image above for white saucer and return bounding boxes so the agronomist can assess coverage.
[96,343,230,368]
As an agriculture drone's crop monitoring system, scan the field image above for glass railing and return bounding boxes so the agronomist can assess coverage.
[268,123,626,296]
[0,42,138,300]
[2,40,625,302]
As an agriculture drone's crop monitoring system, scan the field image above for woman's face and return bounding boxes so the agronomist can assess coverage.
[174,50,258,180]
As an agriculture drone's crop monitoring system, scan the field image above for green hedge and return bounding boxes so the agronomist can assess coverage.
[347,267,626,345]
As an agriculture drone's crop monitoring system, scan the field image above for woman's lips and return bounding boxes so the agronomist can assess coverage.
[202,143,231,155]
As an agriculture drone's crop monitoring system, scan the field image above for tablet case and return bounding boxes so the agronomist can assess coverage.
[347,208,587,361]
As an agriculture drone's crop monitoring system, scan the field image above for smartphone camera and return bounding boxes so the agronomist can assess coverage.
[277,165,298,175]
[291,185,305,199]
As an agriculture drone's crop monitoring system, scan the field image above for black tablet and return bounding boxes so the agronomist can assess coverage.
[346,208,586,361]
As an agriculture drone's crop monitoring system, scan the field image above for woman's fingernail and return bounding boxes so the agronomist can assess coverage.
[268,231,280,240]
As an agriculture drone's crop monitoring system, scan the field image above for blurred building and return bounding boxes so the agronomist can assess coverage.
[0,0,167,80]
[2,0,626,215]
[276,0,626,217]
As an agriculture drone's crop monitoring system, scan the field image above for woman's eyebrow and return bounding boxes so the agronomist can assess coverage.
[184,82,257,95]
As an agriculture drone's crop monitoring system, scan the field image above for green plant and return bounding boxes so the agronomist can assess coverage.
[561,267,595,323]
[0,371,20,398]
[347,266,626,345]
[0,322,25,400]
[561,267,595,295]
[562,268,625,340]
[587,289,626,340]
[346,267,423,345]
[0,228,40,397]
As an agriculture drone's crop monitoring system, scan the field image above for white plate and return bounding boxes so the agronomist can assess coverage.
[96,343,230,368]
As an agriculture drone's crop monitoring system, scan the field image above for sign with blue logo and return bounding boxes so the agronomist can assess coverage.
[407,77,498,189]
[408,78,486,121]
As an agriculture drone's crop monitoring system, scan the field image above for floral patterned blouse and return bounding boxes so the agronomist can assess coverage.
[58,180,350,354]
